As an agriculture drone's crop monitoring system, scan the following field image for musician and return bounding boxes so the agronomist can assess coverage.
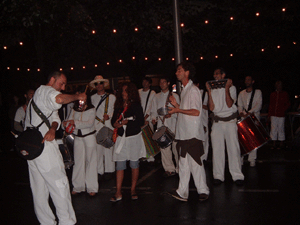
[268,80,290,149]
[168,61,209,202]
[138,77,156,162]
[14,88,35,132]
[206,68,244,186]
[63,87,98,196]
[151,77,180,177]
[237,75,262,167]
[90,75,116,179]
[24,71,86,225]
[110,82,146,202]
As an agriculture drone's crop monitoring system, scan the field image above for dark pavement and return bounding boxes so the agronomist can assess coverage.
[1,142,300,225]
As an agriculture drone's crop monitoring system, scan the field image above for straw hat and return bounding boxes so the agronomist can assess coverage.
[89,75,109,88]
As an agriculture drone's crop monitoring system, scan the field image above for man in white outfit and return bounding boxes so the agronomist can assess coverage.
[90,75,116,179]
[151,77,180,177]
[168,61,209,202]
[24,71,86,225]
[237,75,262,167]
[138,77,156,162]
[206,68,244,186]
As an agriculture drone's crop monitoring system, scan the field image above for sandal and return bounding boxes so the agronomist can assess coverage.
[89,192,96,196]
[131,193,138,200]
[110,196,122,202]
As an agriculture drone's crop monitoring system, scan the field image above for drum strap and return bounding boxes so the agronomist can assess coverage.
[30,100,53,129]
[96,93,109,111]
[112,105,129,142]
[247,89,256,112]
[95,93,109,124]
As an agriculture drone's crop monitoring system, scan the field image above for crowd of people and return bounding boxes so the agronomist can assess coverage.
[8,61,293,224]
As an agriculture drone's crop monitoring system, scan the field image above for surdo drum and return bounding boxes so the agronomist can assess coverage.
[152,126,175,149]
[96,126,114,148]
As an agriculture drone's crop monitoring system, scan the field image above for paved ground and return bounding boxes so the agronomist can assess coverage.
[1,140,300,225]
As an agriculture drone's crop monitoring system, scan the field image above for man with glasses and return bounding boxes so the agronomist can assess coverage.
[206,68,244,186]
[90,75,116,180]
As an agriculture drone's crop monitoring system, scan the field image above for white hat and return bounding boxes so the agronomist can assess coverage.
[89,75,109,88]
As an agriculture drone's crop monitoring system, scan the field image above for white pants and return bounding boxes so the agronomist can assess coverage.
[161,141,178,173]
[72,135,98,193]
[201,126,209,161]
[96,139,115,175]
[247,149,257,163]
[270,116,285,141]
[177,153,209,199]
[28,141,76,225]
[211,121,244,181]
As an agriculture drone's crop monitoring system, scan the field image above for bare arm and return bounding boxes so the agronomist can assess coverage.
[42,122,58,143]
[55,93,86,105]
[168,107,200,116]
[14,121,24,132]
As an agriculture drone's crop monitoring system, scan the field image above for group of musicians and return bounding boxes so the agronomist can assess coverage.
[17,61,288,224]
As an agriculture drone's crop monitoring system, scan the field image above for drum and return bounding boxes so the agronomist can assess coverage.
[141,124,160,158]
[57,133,75,169]
[96,126,114,148]
[237,114,270,155]
[207,79,228,89]
[152,126,175,149]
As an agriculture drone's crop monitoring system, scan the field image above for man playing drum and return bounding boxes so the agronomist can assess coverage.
[206,68,244,186]
[168,61,209,202]
[238,75,263,167]
[90,75,116,180]
[24,71,86,225]
[151,77,180,177]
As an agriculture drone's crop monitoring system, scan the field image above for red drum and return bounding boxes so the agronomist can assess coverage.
[237,114,270,155]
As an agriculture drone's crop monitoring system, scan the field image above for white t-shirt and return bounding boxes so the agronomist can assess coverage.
[238,89,262,119]
[14,106,26,126]
[138,89,156,119]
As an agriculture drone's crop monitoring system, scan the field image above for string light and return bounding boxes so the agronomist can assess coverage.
[172,58,175,61]
[282,8,286,12]
[158,58,161,61]
[157,25,161,30]
[200,56,203,60]
[132,56,135,60]
[60,68,63,71]
[256,12,260,16]
[17,68,20,71]
[145,57,148,60]
[19,42,23,45]
[118,59,122,63]
[261,49,265,52]
[95,64,97,67]
[107,62,110,65]
[277,45,280,49]
[293,42,296,45]
[230,17,234,20]
[27,68,30,71]
[205,20,209,24]
[92,30,96,34]
[180,23,184,27]
[82,66,85,69]
[71,67,73,70]
[215,55,218,58]
[230,54,233,57]
[134,27,138,32]
[37,68,40,72]
[186,57,189,60]
[7,67,10,70]
[113,29,117,33]
[4,46,7,49]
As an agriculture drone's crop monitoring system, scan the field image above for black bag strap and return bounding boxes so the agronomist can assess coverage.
[30,100,53,129]
[96,93,109,111]
[144,90,151,115]
[247,89,256,112]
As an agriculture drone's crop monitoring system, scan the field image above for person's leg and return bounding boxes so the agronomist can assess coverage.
[84,135,98,194]
[270,116,278,148]
[104,146,116,173]
[176,155,191,199]
[113,161,126,199]
[172,141,179,173]
[130,160,139,196]
[211,122,225,181]
[72,138,86,193]
[161,145,176,173]
[96,144,105,175]
[277,117,286,147]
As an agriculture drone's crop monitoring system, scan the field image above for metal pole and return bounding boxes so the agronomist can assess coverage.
[173,0,183,95]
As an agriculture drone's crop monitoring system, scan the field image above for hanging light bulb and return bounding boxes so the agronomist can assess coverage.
[215,55,218,59]
[37,68,40,71]
[95,64,98,67]
[4,46,7,49]
[132,56,135,60]
[107,62,110,65]
[230,54,233,57]
[158,58,161,61]
[282,8,286,12]
[60,68,63,71]
[200,57,203,60]
[205,20,209,24]
[92,30,96,34]
[134,27,138,32]
[27,68,30,71]
[157,25,161,30]
[230,17,234,20]
[256,12,260,16]
[113,29,117,33]
[180,23,184,27]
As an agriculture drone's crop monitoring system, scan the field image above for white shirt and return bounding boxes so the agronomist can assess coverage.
[14,105,26,126]
[238,89,262,119]
[175,80,204,141]
[150,90,180,133]
[24,85,61,137]
[211,85,238,118]
[138,89,156,119]
[91,93,116,131]
[66,107,96,136]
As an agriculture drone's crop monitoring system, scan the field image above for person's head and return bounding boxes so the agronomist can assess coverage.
[47,71,67,91]
[176,61,196,82]
[142,77,152,90]
[213,67,226,80]
[159,77,170,92]
[275,80,283,91]
[115,82,141,108]
[245,75,255,88]
[24,89,35,102]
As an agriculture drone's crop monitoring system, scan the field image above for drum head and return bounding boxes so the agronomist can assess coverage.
[152,126,167,140]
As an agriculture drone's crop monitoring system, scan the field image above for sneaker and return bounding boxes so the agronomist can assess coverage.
[250,161,256,167]
[199,193,209,202]
[235,179,244,186]
[168,191,187,202]
[213,179,223,185]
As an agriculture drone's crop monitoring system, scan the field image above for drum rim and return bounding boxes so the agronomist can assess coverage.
[240,138,270,155]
